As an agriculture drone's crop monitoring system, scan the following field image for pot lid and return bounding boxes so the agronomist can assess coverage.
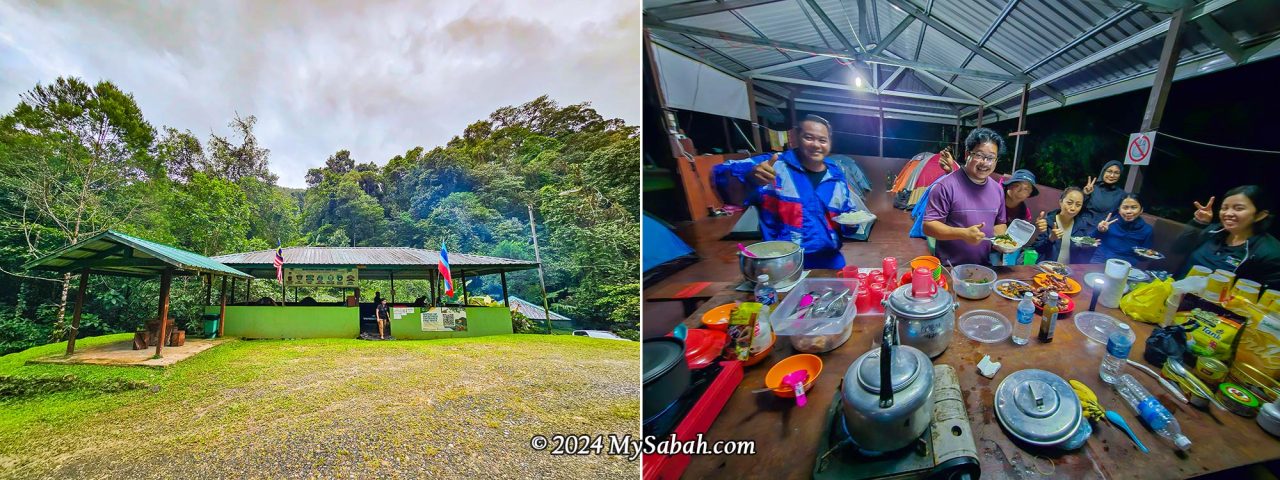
[857,344,922,394]
[643,338,686,384]
[682,328,728,370]
[995,369,1082,446]
[886,284,954,320]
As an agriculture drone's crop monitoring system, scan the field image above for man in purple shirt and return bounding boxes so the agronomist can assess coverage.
[923,128,1009,266]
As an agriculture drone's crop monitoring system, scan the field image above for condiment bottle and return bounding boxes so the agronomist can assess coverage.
[1039,292,1060,343]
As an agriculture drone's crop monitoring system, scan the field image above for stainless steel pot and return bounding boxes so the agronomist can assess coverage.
[883,283,957,358]
[841,316,934,453]
[739,241,803,289]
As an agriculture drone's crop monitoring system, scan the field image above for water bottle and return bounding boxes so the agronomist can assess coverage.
[1099,323,1135,384]
[754,275,777,306]
[1114,374,1193,451]
[1012,292,1035,345]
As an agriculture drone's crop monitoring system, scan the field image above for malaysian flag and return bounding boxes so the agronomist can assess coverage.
[273,242,285,285]
[438,241,454,297]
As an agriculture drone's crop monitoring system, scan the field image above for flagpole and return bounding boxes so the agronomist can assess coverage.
[527,203,552,334]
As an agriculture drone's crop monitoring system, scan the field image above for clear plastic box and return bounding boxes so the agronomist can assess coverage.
[771,278,859,353]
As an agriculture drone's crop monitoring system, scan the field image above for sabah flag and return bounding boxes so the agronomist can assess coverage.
[438,241,454,297]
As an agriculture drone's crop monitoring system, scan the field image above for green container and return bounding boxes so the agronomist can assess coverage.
[202,314,220,339]
[1022,250,1039,266]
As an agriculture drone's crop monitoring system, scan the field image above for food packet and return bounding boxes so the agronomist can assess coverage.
[1235,309,1280,380]
[1177,293,1248,362]
[725,302,760,361]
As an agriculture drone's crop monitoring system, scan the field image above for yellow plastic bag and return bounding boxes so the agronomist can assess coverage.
[1120,278,1173,324]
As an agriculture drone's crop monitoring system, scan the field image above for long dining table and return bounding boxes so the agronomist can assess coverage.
[670,264,1280,479]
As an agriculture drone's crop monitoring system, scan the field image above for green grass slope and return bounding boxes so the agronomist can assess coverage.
[0,334,640,479]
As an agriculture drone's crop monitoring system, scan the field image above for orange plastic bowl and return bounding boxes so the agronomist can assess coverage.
[700,303,735,331]
[744,333,776,367]
[765,354,823,398]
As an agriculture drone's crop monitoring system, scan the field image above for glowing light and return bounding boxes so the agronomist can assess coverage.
[854,76,864,88]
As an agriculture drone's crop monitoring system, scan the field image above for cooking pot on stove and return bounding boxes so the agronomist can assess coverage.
[840,315,934,453]
[643,337,690,423]
[882,267,957,358]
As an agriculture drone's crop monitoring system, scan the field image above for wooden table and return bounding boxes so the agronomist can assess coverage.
[676,265,1280,479]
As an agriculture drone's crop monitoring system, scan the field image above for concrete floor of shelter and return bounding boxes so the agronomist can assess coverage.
[30,338,229,367]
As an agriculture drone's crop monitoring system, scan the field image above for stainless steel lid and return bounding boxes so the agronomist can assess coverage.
[995,369,1082,446]
[886,283,954,320]
[857,345,922,394]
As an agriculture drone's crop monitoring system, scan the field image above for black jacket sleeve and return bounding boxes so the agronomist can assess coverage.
[1172,218,1214,255]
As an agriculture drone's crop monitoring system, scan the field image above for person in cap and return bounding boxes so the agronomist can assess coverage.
[714,114,863,269]
[1002,169,1048,234]
[1079,161,1128,232]
[923,127,1011,266]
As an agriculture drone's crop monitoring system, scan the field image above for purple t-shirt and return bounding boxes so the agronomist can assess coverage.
[924,172,1008,265]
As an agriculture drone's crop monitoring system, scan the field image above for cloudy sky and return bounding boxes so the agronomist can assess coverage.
[0,0,640,187]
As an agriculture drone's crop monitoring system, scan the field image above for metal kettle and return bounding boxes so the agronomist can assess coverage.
[883,267,957,358]
[840,314,935,453]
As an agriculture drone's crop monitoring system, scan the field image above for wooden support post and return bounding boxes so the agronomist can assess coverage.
[460,271,468,306]
[500,271,510,311]
[1012,83,1029,172]
[389,271,395,305]
[431,272,438,306]
[722,117,733,152]
[246,278,252,303]
[154,267,173,358]
[230,278,237,305]
[746,79,762,152]
[1127,6,1187,194]
[66,268,89,355]
[788,89,798,130]
[204,274,212,306]
[976,104,985,128]
[218,276,227,338]
[954,116,962,155]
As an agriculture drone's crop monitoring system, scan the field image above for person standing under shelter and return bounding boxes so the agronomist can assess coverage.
[375,298,390,340]
[714,114,862,269]
[923,128,1010,266]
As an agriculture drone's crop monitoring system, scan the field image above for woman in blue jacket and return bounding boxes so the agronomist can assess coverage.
[1030,187,1093,264]
[1091,194,1153,264]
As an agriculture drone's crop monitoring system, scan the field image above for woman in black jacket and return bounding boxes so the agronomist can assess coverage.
[1173,185,1280,288]
[1078,161,1128,232]
[1031,187,1094,264]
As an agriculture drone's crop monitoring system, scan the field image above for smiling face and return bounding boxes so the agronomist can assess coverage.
[1118,197,1143,222]
[1060,190,1084,218]
[797,120,831,164]
[1006,181,1033,205]
[1220,193,1268,235]
[1102,165,1122,185]
[964,142,998,182]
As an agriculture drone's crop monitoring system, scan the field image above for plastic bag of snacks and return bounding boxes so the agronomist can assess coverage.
[1236,312,1280,380]
[1176,294,1249,362]
[725,302,760,361]
[1120,278,1173,324]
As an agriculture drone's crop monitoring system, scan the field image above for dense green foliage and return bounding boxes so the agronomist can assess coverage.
[0,78,639,354]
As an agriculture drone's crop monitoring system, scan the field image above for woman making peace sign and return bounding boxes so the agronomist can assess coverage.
[1172,185,1280,287]
[1090,194,1153,264]
[1079,161,1127,232]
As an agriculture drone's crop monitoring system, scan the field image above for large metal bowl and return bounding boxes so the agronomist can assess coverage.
[739,241,804,289]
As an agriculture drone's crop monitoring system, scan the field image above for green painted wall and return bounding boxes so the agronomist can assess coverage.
[203,306,513,340]
[389,307,513,340]
[204,306,359,339]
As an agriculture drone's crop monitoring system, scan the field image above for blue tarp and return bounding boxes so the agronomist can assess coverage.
[643,212,695,273]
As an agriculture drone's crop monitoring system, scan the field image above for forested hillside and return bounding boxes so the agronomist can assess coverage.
[0,77,639,353]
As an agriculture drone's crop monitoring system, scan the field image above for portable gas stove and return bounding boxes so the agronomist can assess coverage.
[813,364,980,480]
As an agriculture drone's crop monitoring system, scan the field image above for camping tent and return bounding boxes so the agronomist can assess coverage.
[643,212,696,280]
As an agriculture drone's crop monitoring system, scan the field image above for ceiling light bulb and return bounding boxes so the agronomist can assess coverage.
[854,76,864,88]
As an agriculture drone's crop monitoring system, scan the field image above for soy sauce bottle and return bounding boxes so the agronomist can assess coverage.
[1038,292,1060,343]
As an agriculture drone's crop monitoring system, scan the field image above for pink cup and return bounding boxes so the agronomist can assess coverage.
[869,283,886,307]
[856,287,872,313]
[837,266,859,279]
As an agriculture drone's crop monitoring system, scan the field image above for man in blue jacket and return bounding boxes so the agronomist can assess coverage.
[714,115,860,269]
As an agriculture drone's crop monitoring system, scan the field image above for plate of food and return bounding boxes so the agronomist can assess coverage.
[1133,247,1165,260]
[1071,236,1100,247]
[1127,268,1152,283]
[1033,292,1076,314]
[1036,261,1072,276]
[993,279,1034,300]
[991,234,1020,253]
[834,210,877,225]
[1033,273,1082,295]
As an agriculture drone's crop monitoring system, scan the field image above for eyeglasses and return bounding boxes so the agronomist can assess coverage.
[969,152,997,164]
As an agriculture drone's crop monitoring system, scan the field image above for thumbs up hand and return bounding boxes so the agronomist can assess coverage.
[963,223,987,245]
[1035,211,1048,234]
[750,153,781,186]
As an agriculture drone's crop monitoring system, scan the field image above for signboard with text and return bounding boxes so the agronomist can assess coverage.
[421,307,468,332]
[284,267,358,288]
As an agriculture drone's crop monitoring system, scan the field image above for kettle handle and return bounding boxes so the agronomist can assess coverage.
[879,314,896,408]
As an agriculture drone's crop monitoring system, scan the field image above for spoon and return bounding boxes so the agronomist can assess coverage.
[737,243,757,258]
[1105,410,1149,453]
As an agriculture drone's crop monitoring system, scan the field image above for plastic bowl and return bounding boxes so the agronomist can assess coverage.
[745,333,776,367]
[700,303,734,331]
[772,278,859,353]
[765,354,823,398]
[952,264,997,300]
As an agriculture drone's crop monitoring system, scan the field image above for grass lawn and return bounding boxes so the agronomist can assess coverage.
[0,334,640,479]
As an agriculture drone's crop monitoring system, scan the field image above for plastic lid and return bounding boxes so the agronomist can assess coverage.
[757,274,770,283]
[1074,311,1123,345]
[959,309,1012,343]
[995,369,1082,446]
[1174,435,1192,450]
[887,283,954,320]
[857,345,921,394]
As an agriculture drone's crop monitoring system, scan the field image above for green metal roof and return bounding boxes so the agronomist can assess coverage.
[22,230,252,279]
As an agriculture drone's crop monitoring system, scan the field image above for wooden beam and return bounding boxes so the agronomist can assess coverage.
[218,276,227,338]
[204,274,212,306]
[500,271,510,313]
[461,270,468,306]
[154,267,173,358]
[389,271,395,304]
[746,79,762,151]
[1128,6,1189,193]
[66,268,89,355]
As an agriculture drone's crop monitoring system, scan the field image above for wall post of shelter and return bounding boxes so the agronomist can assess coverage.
[390,271,396,304]
[218,276,227,337]
[500,270,509,309]
[66,268,89,355]
[204,274,212,305]
[154,267,173,357]
[1128,6,1188,193]
[1011,84,1030,172]
[460,270,468,305]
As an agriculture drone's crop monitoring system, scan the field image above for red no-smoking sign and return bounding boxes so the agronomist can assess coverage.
[1125,131,1156,166]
